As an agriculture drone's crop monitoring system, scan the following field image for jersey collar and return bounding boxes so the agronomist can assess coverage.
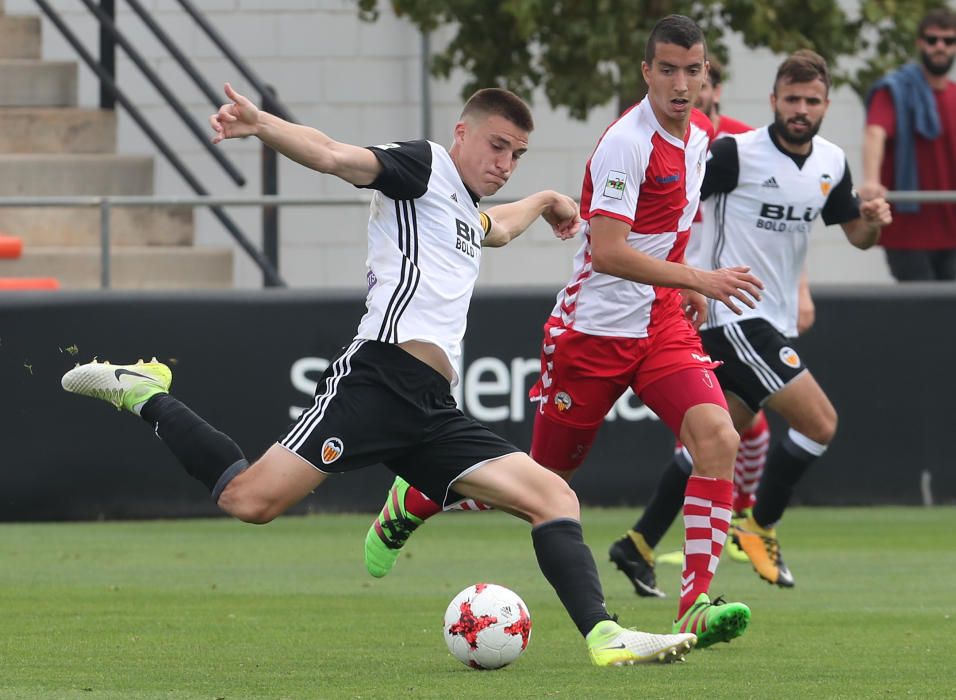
[464,185,481,206]
[767,124,812,169]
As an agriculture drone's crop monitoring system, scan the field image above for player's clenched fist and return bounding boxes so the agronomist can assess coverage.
[542,193,581,240]
[859,197,892,227]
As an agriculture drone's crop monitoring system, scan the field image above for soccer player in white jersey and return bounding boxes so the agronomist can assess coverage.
[624,50,891,589]
[364,15,764,649]
[60,85,698,667]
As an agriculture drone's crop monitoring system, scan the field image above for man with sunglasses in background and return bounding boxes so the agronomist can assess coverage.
[861,8,956,281]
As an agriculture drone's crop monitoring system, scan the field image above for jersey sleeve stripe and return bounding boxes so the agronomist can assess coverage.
[587,209,634,226]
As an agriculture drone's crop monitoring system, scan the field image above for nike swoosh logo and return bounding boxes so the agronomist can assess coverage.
[114,368,151,381]
[601,643,627,650]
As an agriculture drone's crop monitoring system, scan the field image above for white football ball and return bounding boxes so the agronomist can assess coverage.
[443,583,532,670]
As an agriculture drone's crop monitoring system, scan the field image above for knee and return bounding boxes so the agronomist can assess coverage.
[701,420,740,461]
[688,420,739,478]
[553,478,580,514]
[217,483,280,525]
[799,408,838,446]
[533,475,580,522]
[818,410,838,444]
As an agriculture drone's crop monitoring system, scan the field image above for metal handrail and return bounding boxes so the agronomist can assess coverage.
[884,191,956,203]
[122,0,233,112]
[174,0,295,121]
[31,0,286,286]
[0,196,373,207]
[0,195,373,289]
[79,0,245,186]
[0,189,949,289]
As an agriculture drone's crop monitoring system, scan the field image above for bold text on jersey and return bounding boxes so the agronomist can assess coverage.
[756,203,820,234]
[455,218,481,258]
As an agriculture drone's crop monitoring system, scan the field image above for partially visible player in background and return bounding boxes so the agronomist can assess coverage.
[616,50,891,592]
[629,58,820,580]
[698,57,814,518]
[695,57,752,138]
[684,58,767,548]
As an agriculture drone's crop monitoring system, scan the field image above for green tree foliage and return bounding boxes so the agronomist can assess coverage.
[356,0,949,118]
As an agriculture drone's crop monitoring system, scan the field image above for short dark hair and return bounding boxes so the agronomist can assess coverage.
[460,88,534,133]
[919,8,956,35]
[644,14,706,65]
[774,49,831,95]
[707,57,724,88]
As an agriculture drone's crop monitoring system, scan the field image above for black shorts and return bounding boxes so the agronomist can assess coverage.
[279,339,520,506]
[700,318,808,413]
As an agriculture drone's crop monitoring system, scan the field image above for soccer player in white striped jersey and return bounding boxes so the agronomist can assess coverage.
[62,83,697,667]
[626,50,891,589]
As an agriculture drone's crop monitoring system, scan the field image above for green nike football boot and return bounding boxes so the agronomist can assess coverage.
[586,620,696,666]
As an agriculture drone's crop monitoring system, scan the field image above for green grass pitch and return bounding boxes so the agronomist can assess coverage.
[1,507,954,699]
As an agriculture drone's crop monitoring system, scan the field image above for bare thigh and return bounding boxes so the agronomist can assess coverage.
[725,392,757,433]
[217,443,328,524]
[765,371,837,444]
[452,452,580,526]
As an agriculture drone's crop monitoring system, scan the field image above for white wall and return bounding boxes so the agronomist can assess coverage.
[8,0,896,287]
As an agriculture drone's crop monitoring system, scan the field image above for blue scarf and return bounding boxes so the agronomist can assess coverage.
[865,62,942,213]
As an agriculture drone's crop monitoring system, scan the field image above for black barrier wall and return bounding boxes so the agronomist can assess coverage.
[1,286,953,521]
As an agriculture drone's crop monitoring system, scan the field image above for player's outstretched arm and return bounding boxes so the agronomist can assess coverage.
[589,214,763,314]
[482,190,580,248]
[209,82,381,187]
[842,196,891,250]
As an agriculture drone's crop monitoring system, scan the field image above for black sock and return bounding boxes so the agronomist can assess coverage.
[140,394,246,495]
[633,452,691,548]
[752,433,818,527]
[532,518,611,637]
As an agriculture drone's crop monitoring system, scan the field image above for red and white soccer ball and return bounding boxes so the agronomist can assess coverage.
[443,583,532,670]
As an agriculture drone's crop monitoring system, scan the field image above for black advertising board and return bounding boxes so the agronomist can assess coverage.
[0,286,952,521]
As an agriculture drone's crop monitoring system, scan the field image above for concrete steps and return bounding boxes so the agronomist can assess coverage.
[0,108,116,153]
[0,15,40,59]
[0,205,194,247]
[0,154,154,196]
[0,247,234,289]
[0,60,77,107]
[0,5,234,289]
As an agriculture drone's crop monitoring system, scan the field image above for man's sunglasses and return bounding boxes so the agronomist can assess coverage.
[921,34,956,46]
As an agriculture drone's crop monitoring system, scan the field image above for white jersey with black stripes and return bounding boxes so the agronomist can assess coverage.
[692,126,858,337]
[354,140,489,385]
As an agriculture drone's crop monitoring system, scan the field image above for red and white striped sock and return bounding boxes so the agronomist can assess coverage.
[402,484,442,520]
[679,475,733,618]
[445,498,494,512]
[733,411,770,513]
